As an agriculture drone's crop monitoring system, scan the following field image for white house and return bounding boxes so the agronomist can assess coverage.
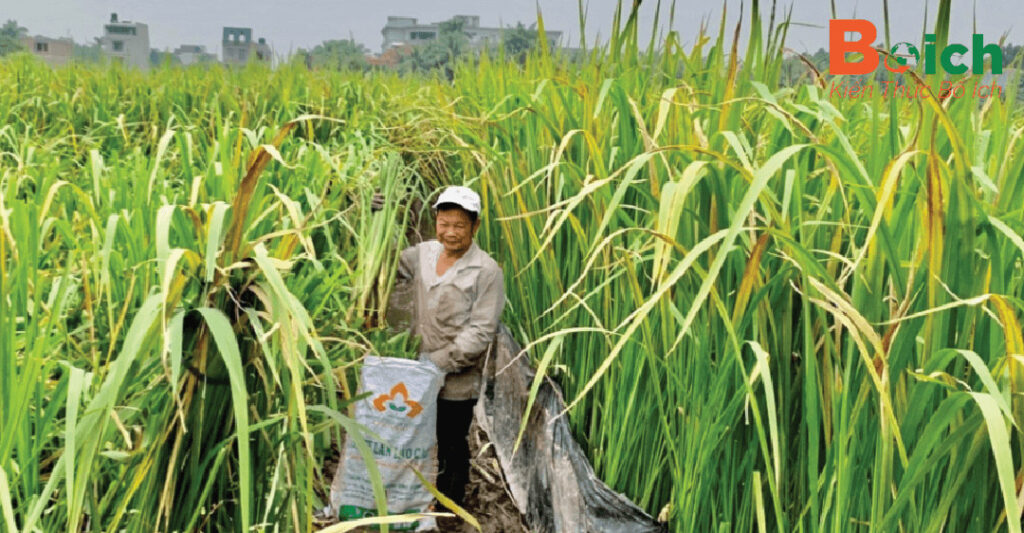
[222,27,272,66]
[20,35,73,67]
[173,44,216,66]
[381,15,561,53]
[99,13,150,70]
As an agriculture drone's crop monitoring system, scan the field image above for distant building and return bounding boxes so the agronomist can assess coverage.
[99,13,150,69]
[20,35,73,67]
[173,44,216,66]
[380,15,561,52]
[222,27,272,65]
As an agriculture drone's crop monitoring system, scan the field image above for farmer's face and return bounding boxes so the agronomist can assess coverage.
[435,208,479,255]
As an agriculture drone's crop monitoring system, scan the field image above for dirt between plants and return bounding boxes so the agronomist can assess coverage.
[429,419,528,533]
[318,418,529,533]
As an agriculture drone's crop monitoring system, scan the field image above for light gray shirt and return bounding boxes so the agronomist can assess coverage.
[397,240,505,400]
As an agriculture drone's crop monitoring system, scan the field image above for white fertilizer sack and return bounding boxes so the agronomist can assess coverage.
[330,356,444,531]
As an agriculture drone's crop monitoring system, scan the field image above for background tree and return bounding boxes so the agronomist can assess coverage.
[305,39,369,71]
[1001,43,1022,67]
[399,17,469,79]
[500,23,540,64]
[150,48,182,67]
[72,38,103,63]
[0,19,28,56]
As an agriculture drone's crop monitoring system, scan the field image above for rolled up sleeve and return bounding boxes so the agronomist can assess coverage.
[426,265,505,373]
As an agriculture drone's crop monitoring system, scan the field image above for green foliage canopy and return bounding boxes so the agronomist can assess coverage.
[0,19,28,56]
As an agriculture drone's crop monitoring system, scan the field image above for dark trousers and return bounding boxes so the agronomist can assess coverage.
[436,398,475,505]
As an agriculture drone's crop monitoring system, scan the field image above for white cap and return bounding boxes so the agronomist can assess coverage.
[432,186,481,214]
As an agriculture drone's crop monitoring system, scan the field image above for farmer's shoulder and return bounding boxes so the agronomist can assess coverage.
[472,245,503,278]
[399,245,416,263]
[398,242,432,276]
[402,240,438,258]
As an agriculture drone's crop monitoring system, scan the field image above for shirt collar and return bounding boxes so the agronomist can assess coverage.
[438,240,482,273]
[457,241,483,270]
[424,240,483,284]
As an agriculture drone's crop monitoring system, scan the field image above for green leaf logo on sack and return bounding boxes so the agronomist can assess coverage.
[372,383,424,418]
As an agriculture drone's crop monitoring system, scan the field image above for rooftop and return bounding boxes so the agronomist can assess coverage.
[27,35,73,44]
[105,13,145,26]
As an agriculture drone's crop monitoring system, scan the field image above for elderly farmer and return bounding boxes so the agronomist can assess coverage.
[395,185,505,505]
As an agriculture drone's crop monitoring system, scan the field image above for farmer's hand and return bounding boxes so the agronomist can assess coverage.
[370,192,385,212]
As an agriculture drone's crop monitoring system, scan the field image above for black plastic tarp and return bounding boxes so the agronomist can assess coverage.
[474,324,667,533]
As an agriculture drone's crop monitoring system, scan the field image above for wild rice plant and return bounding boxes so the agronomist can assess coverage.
[1,1,1022,531]
[0,58,417,531]
[401,2,1024,531]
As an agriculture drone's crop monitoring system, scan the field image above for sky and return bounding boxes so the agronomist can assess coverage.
[4,0,1023,57]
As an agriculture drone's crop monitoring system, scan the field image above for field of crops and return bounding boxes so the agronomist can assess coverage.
[2,1,1024,531]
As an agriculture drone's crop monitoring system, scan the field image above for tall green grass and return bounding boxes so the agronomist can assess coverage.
[0,60,424,531]
[1,1,1023,531]
[406,2,1024,531]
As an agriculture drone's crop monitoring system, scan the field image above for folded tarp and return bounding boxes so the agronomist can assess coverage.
[475,324,667,533]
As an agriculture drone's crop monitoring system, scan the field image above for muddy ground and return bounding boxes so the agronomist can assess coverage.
[430,420,527,533]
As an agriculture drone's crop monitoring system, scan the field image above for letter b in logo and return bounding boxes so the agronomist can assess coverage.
[830,19,878,75]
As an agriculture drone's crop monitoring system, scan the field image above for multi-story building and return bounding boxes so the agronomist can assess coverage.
[222,27,272,66]
[99,13,150,69]
[173,44,216,66]
[380,15,561,52]
[20,35,73,67]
